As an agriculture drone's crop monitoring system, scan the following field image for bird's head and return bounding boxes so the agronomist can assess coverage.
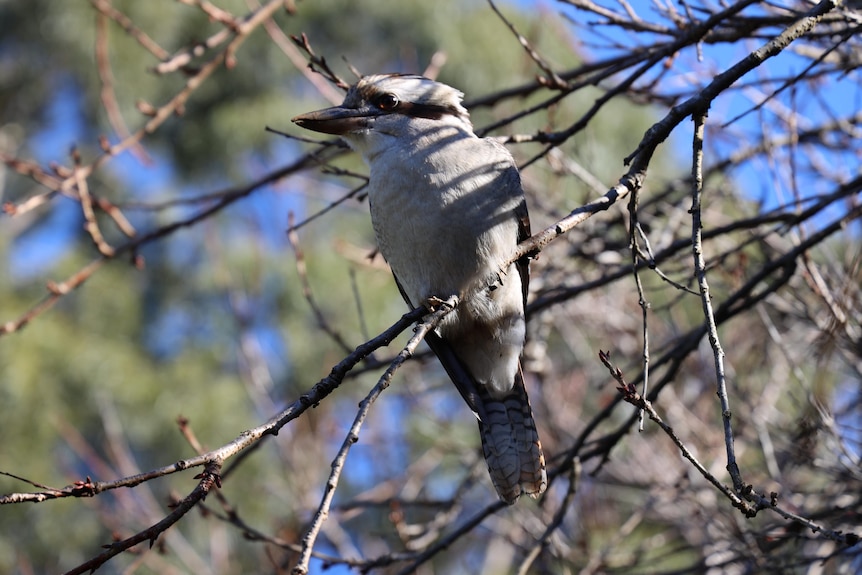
[292,74,472,152]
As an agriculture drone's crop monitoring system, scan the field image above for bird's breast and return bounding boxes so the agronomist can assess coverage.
[366,141,520,307]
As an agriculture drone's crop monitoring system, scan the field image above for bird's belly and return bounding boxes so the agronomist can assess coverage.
[366,144,521,312]
[365,141,526,394]
[372,197,481,305]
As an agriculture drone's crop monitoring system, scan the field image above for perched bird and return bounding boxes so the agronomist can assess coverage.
[292,74,546,503]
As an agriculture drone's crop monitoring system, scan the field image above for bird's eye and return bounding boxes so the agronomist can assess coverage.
[376,93,399,111]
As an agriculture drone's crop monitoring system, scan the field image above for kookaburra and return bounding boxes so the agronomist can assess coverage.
[292,74,547,504]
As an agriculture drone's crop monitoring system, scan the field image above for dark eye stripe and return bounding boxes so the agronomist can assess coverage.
[396,102,457,120]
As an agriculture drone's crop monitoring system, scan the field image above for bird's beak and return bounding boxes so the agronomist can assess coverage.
[291,105,377,136]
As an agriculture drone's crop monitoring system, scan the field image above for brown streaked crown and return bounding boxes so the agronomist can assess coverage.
[343,74,472,125]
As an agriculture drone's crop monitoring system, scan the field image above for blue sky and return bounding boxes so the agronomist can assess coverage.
[557,0,860,211]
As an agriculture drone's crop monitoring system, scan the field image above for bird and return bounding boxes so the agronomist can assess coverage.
[292,74,546,504]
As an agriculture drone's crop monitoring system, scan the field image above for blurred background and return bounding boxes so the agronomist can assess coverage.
[1,1,860,573]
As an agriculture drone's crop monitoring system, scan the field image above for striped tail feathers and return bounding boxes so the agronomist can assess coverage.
[423,330,547,504]
[477,367,547,504]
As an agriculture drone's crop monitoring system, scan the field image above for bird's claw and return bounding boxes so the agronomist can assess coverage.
[424,295,458,312]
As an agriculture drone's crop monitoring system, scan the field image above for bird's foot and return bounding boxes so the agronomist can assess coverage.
[423,295,459,313]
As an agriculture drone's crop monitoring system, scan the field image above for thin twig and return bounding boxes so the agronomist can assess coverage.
[248,0,345,104]
[292,296,460,575]
[5,0,288,223]
[287,181,368,234]
[516,461,580,575]
[89,0,170,61]
[601,350,753,514]
[487,0,567,88]
[508,0,842,276]
[600,350,860,546]
[95,9,150,164]
[628,188,650,431]
[289,32,350,90]
[690,110,741,491]
[394,499,509,575]
[722,28,856,128]
[74,161,116,257]
[287,212,354,354]
[62,462,223,575]
[0,147,341,337]
[1,305,426,506]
